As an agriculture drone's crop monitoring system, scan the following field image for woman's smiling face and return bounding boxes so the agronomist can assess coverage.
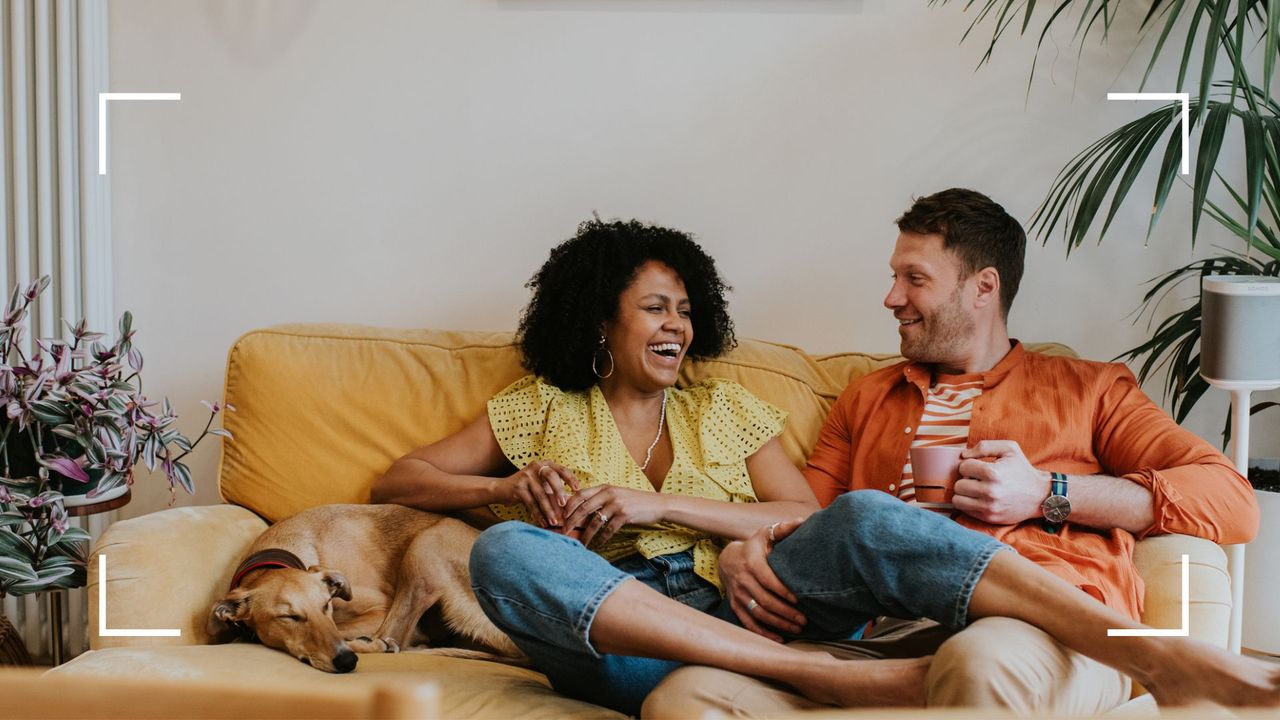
[602,261,693,392]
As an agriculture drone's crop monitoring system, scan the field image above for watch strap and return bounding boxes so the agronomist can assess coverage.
[1050,472,1068,498]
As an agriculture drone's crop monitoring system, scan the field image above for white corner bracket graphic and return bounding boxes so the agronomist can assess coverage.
[1106,93,1191,176]
[97,550,180,635]
[1108,554,1189,637]
[97,92,182,175]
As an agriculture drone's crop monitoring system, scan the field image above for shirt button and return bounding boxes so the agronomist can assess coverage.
[904,427,912,434]
[889,483,897,491]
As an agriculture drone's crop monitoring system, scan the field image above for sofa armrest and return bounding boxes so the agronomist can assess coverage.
[89,505,268,650]
[1132,534,1230,647]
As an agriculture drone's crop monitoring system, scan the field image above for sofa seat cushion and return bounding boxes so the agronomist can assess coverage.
[51,644,624,719]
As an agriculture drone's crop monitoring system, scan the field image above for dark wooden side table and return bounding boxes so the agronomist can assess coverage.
[47,489,132,665]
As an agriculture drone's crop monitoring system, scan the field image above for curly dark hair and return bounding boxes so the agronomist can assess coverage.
[517,218,736,391]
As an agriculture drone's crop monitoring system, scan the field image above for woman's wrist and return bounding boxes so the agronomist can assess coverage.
[487,475,509,506]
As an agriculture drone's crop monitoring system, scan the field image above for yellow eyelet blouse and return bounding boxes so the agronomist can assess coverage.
[486,375,787,589]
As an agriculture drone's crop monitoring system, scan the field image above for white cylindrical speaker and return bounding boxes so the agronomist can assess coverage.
[1200,275,1280,389]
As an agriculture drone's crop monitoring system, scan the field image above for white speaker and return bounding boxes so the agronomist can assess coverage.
[1200,275,1280,389]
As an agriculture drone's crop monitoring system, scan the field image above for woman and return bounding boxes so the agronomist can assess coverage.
[374,219,1279,715]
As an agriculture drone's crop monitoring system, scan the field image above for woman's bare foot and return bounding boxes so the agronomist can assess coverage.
[786,656,931,708]
[1141,640,1280,708]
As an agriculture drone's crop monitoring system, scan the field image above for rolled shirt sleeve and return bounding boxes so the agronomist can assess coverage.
[1094,366,1259,544]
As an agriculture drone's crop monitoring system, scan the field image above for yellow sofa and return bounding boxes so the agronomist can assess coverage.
[49,324,1233,718]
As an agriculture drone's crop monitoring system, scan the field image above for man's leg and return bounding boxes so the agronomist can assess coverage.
[928,617,1130,714]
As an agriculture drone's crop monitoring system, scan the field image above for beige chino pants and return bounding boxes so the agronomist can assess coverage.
[641,616,1132,718]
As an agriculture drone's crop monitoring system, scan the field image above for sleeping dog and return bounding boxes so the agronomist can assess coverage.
[207,504,522,672]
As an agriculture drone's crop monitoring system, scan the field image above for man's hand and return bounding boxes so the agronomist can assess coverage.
[719,518,808,642]
[954,440,1050,525]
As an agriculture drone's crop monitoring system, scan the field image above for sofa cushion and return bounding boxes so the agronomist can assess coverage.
[220,326,526,522]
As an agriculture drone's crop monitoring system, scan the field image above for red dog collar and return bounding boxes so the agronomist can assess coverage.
[229,548,306,590]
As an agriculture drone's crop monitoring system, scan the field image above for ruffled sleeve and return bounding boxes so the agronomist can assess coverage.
[486,375,561,471]
[679,379,787,499]
[697,379,786,461]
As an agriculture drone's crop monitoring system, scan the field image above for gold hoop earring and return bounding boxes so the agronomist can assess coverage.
[592,336,614,379]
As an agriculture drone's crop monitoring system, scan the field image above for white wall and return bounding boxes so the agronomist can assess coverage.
[107,0,1279,517]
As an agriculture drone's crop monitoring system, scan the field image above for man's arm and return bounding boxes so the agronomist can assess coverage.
[954,366,1258,542]
[954,441,1154,532]
[1094,366,1258,544]
[802,385,856,506]
[1060,473,1153,533]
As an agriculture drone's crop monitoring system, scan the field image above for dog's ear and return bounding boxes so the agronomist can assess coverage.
[309,566,352,602]
[206,588,253,644]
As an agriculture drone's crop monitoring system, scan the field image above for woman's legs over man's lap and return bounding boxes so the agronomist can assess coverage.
[469,491,999,711]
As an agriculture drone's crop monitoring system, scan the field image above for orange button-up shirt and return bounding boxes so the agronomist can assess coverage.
[803,341,1259,620]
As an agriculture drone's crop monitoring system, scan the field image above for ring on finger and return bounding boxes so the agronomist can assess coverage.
[767,522,780,544]
[592,509,609,524]
[746,599,759,613]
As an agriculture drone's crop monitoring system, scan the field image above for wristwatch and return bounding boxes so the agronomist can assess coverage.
[1041,472,1071,533]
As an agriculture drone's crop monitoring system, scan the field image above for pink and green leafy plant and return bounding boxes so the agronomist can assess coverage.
[0,276,231,597]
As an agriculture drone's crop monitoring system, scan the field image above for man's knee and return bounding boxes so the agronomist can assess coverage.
[642,665,809,720]
[642,666,730,720]
[927,617,1068,710]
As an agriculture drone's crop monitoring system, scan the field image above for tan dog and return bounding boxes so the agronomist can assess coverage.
[206,504,522,672]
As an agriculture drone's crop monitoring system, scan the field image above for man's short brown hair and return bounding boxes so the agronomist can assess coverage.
[895,188,1026,317]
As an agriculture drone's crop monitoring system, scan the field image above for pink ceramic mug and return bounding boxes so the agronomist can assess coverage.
[909,446,965,508]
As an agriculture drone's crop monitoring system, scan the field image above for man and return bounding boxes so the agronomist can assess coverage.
[642,188,1259,716]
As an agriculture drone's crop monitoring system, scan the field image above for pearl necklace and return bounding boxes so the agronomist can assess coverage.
[639,392,668,472]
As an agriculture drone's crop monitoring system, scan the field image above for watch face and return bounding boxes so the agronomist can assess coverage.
[1043,495,1072,524]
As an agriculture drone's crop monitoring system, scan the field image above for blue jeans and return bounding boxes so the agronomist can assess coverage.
[469,490,1009,716]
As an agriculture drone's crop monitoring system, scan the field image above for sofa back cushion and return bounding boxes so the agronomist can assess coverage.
[220,324,1072,523]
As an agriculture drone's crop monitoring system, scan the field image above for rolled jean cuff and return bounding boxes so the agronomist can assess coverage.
[575,573,634,659]
[951,543,1015,629]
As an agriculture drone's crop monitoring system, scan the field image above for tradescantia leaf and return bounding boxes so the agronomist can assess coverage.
[0,531,33,558]
[0,556,38,583]
[42,456,90,483]
[29,399,71,425]
[9,564,80,594]
[172,461,194,496]
[57,526,90,544]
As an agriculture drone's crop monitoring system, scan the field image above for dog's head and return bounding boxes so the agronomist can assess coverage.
[207,565,357,673]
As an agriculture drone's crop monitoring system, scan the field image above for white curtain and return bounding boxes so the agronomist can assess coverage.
[1,0,112,663]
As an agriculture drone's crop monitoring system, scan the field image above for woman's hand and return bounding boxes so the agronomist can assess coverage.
[562,485,669,548]
[719,517,807,642]
[496,461,581,528]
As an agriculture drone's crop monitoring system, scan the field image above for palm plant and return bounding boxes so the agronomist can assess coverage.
[932,0,1280,443]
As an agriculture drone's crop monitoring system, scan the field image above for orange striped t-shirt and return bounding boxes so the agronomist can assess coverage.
[898,374,982,503]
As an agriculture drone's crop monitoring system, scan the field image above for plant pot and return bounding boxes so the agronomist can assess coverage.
[1243,487,1280,654]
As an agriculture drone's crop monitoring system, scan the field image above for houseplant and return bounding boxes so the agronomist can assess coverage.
[0,275,229,604]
